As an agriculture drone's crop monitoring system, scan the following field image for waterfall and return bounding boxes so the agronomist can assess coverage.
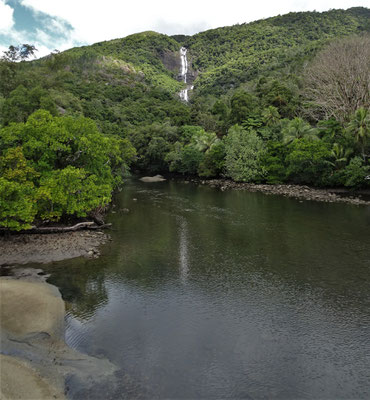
[179,47,193,102]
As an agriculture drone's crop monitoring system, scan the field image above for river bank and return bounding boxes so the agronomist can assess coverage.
[174,178,370,206]
[0,230,109,266]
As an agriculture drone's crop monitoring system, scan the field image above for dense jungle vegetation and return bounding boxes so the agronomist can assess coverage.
[0,7,369,230]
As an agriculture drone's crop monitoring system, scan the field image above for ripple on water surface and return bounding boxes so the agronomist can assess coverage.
[45,180,370,399]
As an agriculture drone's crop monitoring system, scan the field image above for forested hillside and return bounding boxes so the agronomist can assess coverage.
[0,7,369,230]
[186,7,370,94]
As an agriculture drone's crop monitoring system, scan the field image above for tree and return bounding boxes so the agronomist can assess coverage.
[165,142,204,175]
[0,110,135,229]
[262,141,289,184]
[224,125,266,182]
[330,143,352,170]
[2,44,37,62]
[1,85,57,125]
[229,91,259,125]
[285,139,333,185]
[346,107,370,161]
[342,157,370,188]
[0,178,37,230]
[198,141,225,177]
[262,106,280,127]
[304,35,370,122]
[282,117,317,144]
[0,44,37,97]
[190,129,219,152]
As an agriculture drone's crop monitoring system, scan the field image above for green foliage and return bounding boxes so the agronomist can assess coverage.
[0,146,38,230]
[285,139,333,185]
[37,166,112,220]
[317,118,344,143]
[166,142,204,175]
[346,107,370,160]
[1,85,57,125]
[282,118,318,143]
[342,157,370,188]
[224,125,266,182]
[190,129,219,152]
[198,141,226,177]
[262,141,288,184]
[229,91,259,125]
[0,177,37,230]
[77,31,183,93]
[187,8,370,95]
[129,123,178,172]
[0,60,17,97]
[0,111,135,230]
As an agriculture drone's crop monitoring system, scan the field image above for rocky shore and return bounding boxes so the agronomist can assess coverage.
[0,229,115,398]
[186,179,370,206]
[0,230,109,266]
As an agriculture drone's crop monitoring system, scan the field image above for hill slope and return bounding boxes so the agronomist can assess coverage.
[186,7,370,95]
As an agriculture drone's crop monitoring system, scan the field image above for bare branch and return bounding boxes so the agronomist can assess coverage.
[303,35,370,123]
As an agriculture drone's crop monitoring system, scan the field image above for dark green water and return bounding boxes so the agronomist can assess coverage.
[47,180,370,399]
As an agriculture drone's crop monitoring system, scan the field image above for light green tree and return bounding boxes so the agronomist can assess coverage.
[224,125,266,182]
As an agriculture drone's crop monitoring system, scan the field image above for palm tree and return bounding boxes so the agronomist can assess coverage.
[191,131,219,153]
[330,143,352,169]
[346,108,370,161]
[282,117,318,144]
[262,106,280,126]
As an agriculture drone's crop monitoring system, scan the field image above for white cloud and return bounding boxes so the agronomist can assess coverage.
[0,0,14,33]
[8,0,367,56]
[1,23,76,58]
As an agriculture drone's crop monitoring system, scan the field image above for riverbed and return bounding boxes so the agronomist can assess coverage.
[12,179,370,398]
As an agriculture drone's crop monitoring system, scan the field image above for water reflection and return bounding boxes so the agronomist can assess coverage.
[178,217,189,284]
[44,180,370,399]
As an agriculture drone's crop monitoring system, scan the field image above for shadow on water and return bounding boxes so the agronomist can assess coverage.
[42,179,370,399]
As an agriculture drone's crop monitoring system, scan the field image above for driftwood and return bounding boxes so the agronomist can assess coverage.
[0,222,112,235]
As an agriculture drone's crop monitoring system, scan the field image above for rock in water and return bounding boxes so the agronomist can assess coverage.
[140,175,166,182]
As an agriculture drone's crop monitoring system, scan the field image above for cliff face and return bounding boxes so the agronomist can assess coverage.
[160,49,181,74]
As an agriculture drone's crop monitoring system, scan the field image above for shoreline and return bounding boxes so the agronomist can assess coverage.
[174,178,370,206]
[0,230,109,267]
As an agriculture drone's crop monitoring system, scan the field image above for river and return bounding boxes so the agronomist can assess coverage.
[45,179,370,398]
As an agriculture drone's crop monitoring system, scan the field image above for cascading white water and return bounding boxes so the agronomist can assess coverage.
[180,47,188,83]
[179,47,193,102]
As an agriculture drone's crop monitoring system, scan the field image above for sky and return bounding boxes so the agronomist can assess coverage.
[0,0,368,58]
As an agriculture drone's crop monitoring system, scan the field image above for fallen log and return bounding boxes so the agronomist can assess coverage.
[85,223,112,230]
[0,222,112,234]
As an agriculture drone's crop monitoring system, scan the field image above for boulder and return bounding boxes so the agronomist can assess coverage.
[0,355,65,400]
[139,175,166,183]
[0,279,64,339]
